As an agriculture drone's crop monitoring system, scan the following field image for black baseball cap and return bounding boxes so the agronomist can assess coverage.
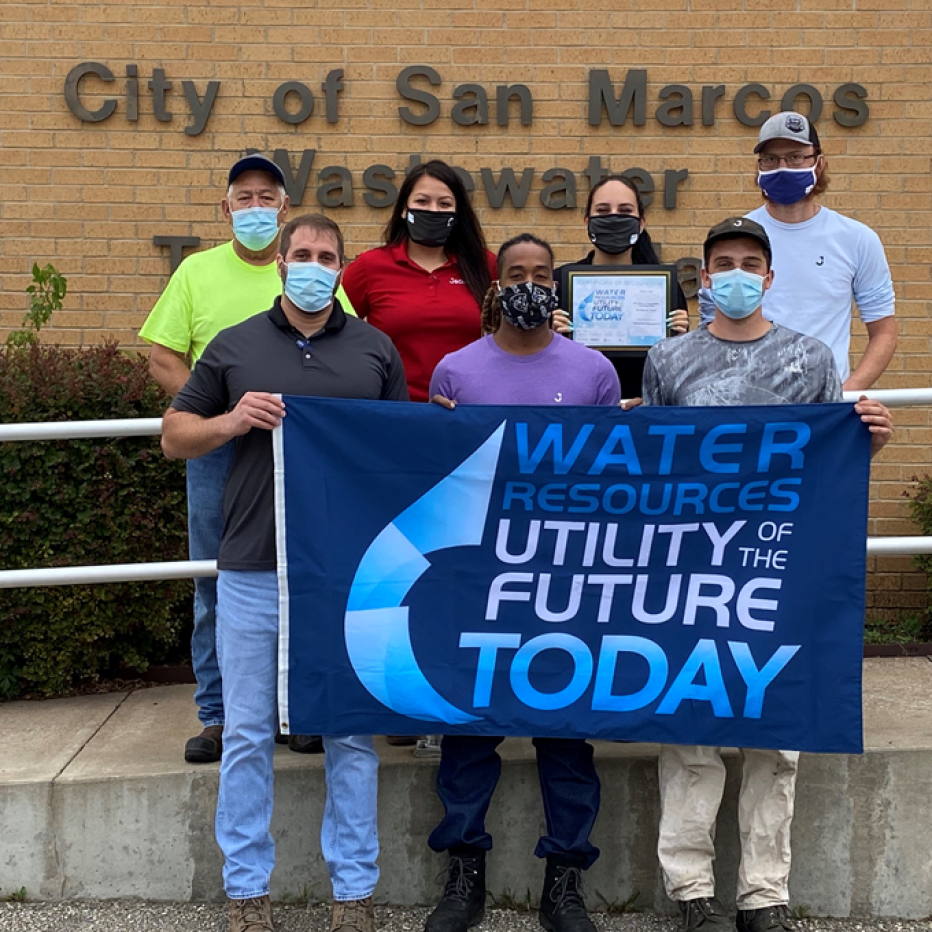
[703,217,772,266]
[754,111,821,153]
[228,154,286,187]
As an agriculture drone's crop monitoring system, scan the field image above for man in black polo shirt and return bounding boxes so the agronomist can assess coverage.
[162,213,408,932]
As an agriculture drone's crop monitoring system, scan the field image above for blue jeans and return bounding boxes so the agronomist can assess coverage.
[186,442,234,728]
[215,570,379,900]
[428,735,601,869]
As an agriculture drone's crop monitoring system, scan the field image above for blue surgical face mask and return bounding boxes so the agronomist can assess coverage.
[756,167,817,206]
[283,262,339,314]
[709,268,765,320]
[231,206,281,251]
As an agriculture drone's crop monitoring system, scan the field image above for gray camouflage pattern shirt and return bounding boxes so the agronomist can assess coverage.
[642,323,843,407]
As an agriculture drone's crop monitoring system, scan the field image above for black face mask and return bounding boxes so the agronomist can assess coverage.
[587,214,641,255]
[499,281,558,330]
[405,208,456,247]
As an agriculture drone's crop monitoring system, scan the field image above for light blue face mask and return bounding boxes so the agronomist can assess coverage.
[709,268,765,320]
[284,262,339,314]
[231,206,280,252]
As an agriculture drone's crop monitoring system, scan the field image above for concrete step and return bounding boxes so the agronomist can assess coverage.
[1,659,931,918]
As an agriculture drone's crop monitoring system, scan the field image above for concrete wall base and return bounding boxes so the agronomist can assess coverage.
[2,660,931,917]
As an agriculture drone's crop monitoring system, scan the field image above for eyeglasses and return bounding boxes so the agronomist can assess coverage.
[757,153,819,170]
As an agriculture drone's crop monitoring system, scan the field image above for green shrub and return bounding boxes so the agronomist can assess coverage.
[864,613,926,645]
[6,263,67,348]
[0,341,190,699]
[902,473,932,639]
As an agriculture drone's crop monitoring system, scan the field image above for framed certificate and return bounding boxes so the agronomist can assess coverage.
[560,264,676,352]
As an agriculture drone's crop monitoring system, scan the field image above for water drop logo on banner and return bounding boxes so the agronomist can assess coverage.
[275,398,870,753]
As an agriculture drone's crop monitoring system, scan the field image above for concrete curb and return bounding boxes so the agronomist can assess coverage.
[1,659,931,917]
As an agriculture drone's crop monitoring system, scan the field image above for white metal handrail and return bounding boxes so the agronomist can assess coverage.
[841,387,932,406]
[0,405,928,589]
[0,388,925,443]
[0,417,163,442]
[0,536,929,589]
[0,560,218,588]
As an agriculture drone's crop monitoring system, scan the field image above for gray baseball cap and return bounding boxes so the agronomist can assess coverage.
[754,111,821,153]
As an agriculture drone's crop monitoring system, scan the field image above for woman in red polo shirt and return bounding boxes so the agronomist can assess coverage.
[342,160,496,401]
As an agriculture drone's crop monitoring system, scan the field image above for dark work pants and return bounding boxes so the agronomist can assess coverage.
[427,735,601,869]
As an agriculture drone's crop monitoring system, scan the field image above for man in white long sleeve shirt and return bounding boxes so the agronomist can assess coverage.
[698,111,897,391]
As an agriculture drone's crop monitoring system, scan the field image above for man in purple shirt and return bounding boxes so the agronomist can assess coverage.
[430,255,619,408]
[426,235,620,932]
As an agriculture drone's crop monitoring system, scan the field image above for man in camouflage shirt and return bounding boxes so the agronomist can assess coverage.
[642,217,893,932]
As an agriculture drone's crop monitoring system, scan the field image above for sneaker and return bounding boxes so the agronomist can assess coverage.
[330,896,375,932]
[288,734,324,754]
[185,724,223,764]
[678,897,737,931]
[424,851,485,932]
[539,859,596,932]
[737,905,793,932]
[228,895,274,932]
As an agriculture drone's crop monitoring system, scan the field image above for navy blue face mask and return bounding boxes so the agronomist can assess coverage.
[757,167,817,206]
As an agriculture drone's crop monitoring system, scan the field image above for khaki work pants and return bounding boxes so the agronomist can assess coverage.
[657,744,799,910]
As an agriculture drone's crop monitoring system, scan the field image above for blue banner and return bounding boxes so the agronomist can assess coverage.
[275,398,870,753]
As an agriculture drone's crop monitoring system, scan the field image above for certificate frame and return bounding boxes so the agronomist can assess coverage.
[560,264,676,353]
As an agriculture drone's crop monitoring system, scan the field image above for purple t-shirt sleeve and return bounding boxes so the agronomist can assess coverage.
[428,356,455,401]
[596,358,622,406]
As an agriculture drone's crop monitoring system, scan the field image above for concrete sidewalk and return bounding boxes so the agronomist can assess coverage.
[1,658,931,918]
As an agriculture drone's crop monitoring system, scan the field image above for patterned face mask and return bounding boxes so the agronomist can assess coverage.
[498,281,558,330]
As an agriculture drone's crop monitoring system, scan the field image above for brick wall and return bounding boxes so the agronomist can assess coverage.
[1,0,930,615]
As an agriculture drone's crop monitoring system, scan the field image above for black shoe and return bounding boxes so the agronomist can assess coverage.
[424,851,485,932]
[288,734,324,754]
[736,905,793,932]
[184,724,223,764]
[539,859,595,932]
[537,857,596,932]
[678,897,737,932]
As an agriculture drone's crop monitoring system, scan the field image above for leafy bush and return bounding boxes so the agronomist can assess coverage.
[0,342,190,699]
[864,613,926,645]
[901,473,932,639]
[7,263,67,348]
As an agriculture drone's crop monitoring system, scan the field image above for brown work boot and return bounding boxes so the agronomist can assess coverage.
[228,895,274,931]
[329,896,375,932]
[185,724,223,764]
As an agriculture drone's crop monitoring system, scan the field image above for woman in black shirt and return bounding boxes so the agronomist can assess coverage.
[554,174,688,398]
